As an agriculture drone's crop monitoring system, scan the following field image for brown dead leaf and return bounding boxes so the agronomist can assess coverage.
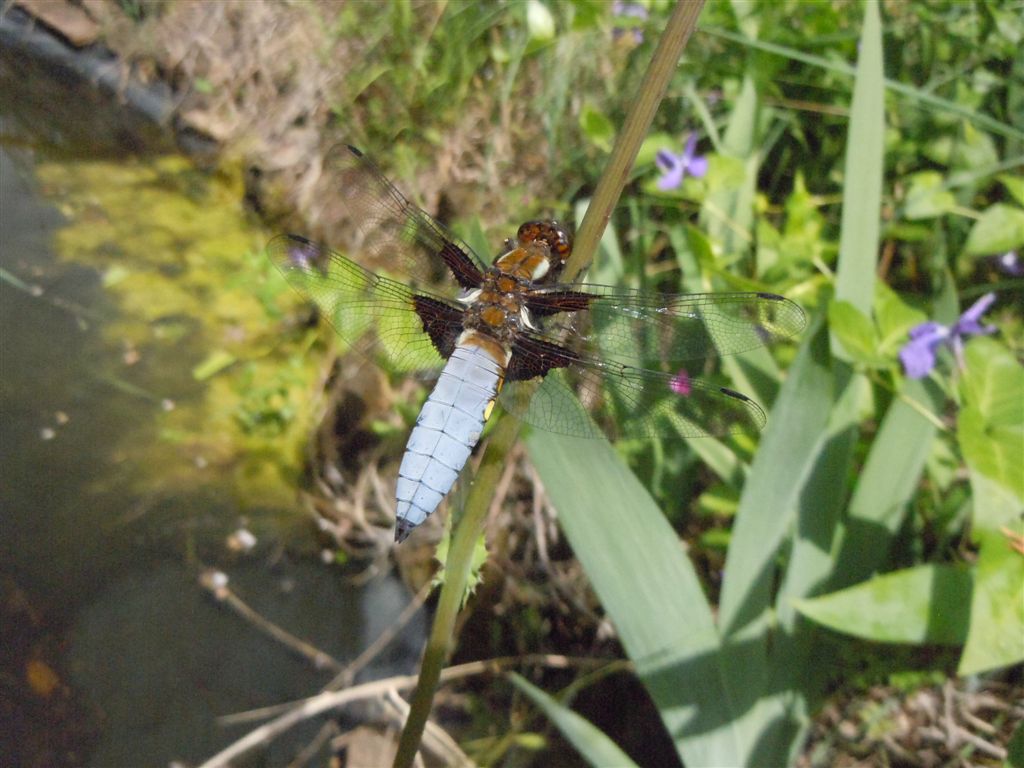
[26,658,61,698]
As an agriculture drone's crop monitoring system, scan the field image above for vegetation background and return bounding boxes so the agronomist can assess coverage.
[2,0,1022,766]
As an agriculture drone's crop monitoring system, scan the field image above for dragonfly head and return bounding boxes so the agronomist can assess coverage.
[516,220,573,281]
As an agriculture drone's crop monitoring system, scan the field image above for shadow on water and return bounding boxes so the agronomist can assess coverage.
[0,135,424,764]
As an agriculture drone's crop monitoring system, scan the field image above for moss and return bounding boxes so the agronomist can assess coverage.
[35,155,320,512]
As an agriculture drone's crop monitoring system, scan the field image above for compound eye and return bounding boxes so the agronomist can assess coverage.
[516,221,543,245]
[549,224,573,262]
[517,220,573,264]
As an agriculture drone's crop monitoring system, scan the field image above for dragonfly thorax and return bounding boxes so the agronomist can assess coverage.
[492,244,553,283]
[462,266,535,345]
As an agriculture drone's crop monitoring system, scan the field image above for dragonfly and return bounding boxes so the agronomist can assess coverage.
[268,145,806,543]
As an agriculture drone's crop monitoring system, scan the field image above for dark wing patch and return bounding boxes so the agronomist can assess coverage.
[525,290,594,318]
[412,295,465,358]
[506,334,580,381]
[439,241,485,290]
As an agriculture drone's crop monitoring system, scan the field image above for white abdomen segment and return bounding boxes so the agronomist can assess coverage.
[394,342,505,542]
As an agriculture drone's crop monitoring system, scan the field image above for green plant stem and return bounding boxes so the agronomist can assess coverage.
[392,3,706,765]
[567,0,706,282]
[392,415,520,768]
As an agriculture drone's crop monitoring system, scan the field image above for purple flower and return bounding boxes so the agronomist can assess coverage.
[287,238,318,270]
[995,250,1023,277]
[612,1,648,44]
[899,293,998,379]
[656,133,708,191]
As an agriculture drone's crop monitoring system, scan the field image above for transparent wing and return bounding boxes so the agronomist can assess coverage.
[496,286,803,438]
[500,357,766,439]
[526,284,806,367]
[266,234,455,374]
[319,144,488,296]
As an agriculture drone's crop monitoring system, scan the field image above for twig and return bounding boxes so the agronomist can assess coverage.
[530,463,551,572]
[488,443,521,521]
[952,725,1007,760]
[392,415,523,767]
[880,734,921,766]
[959,703,998,736]
[566,1,706,281]
[0,266,101,325]
[286,720,338,768]
[324,580,433,690]
[199,569,343,673]
[943,679,956,753]
[200,676,422,768]
[219,699,299,727]
[198,654,608,768]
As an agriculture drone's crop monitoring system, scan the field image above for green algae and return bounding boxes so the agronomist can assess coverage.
[34,154,322,512]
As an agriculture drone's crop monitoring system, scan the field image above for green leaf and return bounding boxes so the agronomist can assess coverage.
[579,104,615,153]
[696,483,739,518]
[461,215,491,266]
[687,436,743,488]
[885,221,936,243]
[719,319,834,633]
[961,337,1024,427]
[874,284,926,355]
[432,522,488,606]
[636,131,676,170]
[698,527,732,551]
[903,171,955,220]
[511,732,547,751]
[959,516,1024,675]
[699,27,1024,143]
[525,422,740,767]
[828,300,883,366]
[509,673,639,768]
[794,564,971,645]
[958,338,1024,501]
[830,376,943,584]
[1000,173,1024,206]
[192,349,237,381]
[1008,719,1024,768]
[964,203,1024,255]
[702,71,758,259]
[756,173,831,278]
[925,123,999,171]
[959,408,1024,503]
[712,321,837,765]
[833,0,884,315]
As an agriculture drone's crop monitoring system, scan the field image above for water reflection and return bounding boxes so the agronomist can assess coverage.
[0,145,424,765]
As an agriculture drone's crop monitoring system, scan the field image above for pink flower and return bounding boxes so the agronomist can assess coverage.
[669,369,692,396]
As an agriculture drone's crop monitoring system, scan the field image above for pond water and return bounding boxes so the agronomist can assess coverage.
[0,141,425,766]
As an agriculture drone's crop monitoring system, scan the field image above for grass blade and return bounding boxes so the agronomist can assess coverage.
[834,0,884,315]
[525,424,742,766]
[509,673,640,768]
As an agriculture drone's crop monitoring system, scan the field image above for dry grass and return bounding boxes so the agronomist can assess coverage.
[799,677,1024,767]
[96,0,579,246]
